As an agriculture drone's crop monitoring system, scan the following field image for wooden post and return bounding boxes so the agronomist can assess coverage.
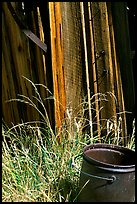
[80,2,93,140]
[49,2,66,142]
[88,2,101,140]
[90,2,117,132]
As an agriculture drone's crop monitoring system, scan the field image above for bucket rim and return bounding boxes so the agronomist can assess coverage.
[83,143,135,170]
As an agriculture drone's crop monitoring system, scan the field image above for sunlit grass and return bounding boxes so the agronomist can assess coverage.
[2,77,135,202]
[2,122,85,202]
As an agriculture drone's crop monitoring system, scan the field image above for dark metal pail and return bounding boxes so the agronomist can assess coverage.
[78,143,135,202]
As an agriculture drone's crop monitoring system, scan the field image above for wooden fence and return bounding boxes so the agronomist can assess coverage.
[2,2,135,145]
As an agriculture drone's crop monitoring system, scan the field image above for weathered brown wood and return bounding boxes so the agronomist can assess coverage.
[107,2,127,144]
[80,2,129,144]
[88,2,101,140]
[60,2,88,139]
[2,10,20,125]
[61,3,86,114]
[49,2,66,141]
[2,2,41,125]
[111,2,135,136]
[91,2,117,130]
[80,2,93,139]
[2,52,17,124]
[30,9,51,123]
[2,2,134,145]
[36,7,54,128]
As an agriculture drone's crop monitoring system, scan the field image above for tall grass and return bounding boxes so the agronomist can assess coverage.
[2,77,135,202]
[2,123,84,202]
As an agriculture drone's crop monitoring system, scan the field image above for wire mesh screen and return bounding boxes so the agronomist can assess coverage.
[61,2,86,114]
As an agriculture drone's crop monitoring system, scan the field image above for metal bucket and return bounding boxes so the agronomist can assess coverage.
[78,143,135,202]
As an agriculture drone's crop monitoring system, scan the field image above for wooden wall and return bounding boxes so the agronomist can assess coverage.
[2,2,135,144]
[2,2,54,129]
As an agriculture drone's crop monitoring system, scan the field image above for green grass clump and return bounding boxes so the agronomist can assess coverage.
[2,117,135,202]
[2,77,135,202]
[2,122,87,202]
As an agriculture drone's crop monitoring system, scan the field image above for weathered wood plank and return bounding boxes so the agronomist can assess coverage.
[88,2,101,140]
[107,2,127,144]
[49,2,66,141]
[111,2,135,136]
[2,2,41,125]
